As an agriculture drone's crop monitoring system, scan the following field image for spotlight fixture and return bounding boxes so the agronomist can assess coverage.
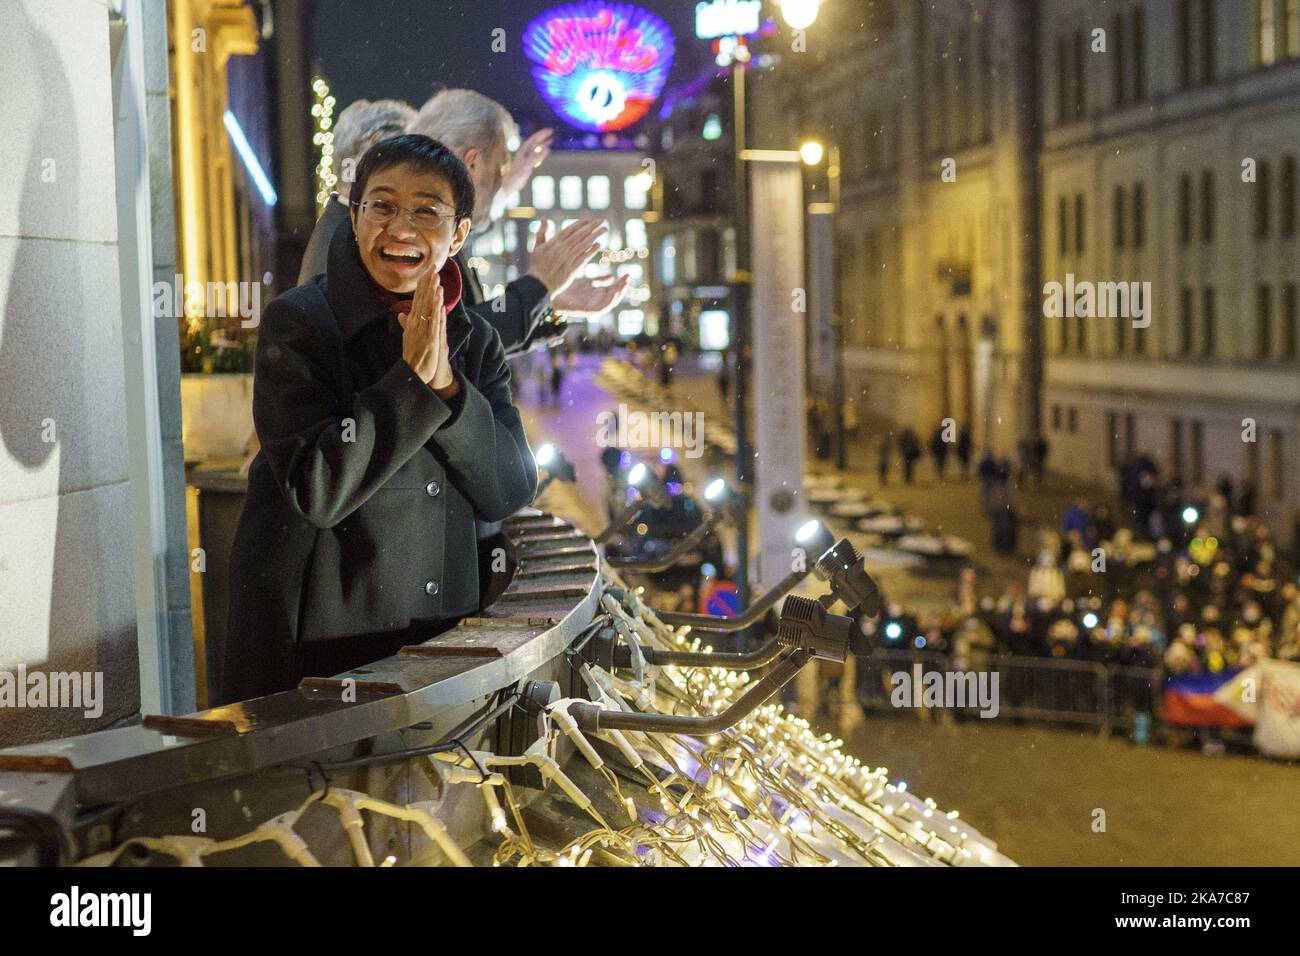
[653,520,838,632]
[568,594,852,736]
[534,442,576,495]
[594,461,672,544]
[813,539,882,617]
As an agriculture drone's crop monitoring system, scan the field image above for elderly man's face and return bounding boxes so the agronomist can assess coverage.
[465,133,509,231]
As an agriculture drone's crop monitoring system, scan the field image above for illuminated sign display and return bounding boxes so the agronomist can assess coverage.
[524,3,675,133]
[695,0,762,39]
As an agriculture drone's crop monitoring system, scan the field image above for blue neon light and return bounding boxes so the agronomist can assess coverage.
[223,110,278,206]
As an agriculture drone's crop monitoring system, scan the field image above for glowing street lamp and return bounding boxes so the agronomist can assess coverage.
[799,140,825,167]
[779,0,821,30]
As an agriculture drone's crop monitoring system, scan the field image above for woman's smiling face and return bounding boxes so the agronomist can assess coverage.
[352,163,472,294]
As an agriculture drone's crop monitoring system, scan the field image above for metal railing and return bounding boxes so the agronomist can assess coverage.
[855,649,1163,734]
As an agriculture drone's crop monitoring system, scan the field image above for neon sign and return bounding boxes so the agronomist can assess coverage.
[695,0,762,39]
[524,3,676,133]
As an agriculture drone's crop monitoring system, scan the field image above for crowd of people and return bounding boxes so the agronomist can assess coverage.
[862,474,1300,682]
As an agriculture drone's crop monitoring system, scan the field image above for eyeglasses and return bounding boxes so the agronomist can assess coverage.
[354,198,457,231]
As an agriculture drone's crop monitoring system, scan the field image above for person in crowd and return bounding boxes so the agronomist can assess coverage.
[222,135,538,703]
[952,424,972,479]
[299,98,417,284]
[876,433,892,486]
[898,427,922,484]
[928,423,950,479]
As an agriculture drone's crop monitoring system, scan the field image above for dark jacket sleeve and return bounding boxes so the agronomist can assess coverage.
[253,296,457,528]
[430,327,538,522]
[464,275,552,353]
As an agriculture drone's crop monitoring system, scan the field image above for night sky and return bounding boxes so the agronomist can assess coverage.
[310,0,716,138]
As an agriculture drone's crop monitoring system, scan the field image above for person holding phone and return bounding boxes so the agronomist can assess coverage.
[221,134,537,703]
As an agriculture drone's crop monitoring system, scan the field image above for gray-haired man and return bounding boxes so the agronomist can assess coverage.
[297,98,416,285]
[409,89,627,354]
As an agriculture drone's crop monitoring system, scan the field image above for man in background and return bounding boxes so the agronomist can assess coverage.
[297,98,415,284]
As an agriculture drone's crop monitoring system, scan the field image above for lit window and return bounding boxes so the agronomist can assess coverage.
[625,218,647,250]
[618,309,646,336]
[660,235,676,285]
[560,176,583,210]
[625,175,650,210]
[532,176,555,210]
[587,176,611,209]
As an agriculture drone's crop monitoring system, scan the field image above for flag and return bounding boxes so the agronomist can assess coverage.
[1162,669,1254,728]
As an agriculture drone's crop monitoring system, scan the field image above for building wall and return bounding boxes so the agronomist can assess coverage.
[1039,0,1300,538]
[0,0,141,742]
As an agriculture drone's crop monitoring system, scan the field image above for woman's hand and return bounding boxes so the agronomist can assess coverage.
[400,269,460,399]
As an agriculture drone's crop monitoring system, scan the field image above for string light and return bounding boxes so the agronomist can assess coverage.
[311,73,338,213]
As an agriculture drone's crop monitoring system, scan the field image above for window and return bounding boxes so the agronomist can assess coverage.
[1178,173,1192,245]
[1282,156,1297,237]
[1171,418,1185,482]
[1284,283,1298,358]
[1073,30,1087,117]
[1258,283,1274,358]
[586,175,610,210]
[1112,13,1127,106]
[1114,185,1126,249]
[559,176,583,210]
[1200,169,1215,243]
[624,218,647,251]
[624,174,649,210]
[1132,8,1147,99]
[1256,160,1272,238]
[1269,430,1285,500]
[1180,287,1195,355]
[1177,0,1193,87]
[1190,421,1205,485]
[531,175,555,210]
[1067,407,1078,433]
[1056,34,1069,123]
[1259,0,1278,66]
[1201,286,1216,357]
[1074,193,1085,255]
[1200,0,1217,83]
[1133,182,1146,248]
[1058,195,1069,256]
[1052,405,1062,430]
[659,235,676,285]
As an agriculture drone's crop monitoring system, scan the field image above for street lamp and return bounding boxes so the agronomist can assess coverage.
[780,0,821,30]
[799,140,825,167]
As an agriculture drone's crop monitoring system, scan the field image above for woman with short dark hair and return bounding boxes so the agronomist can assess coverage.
[222,134,537,702]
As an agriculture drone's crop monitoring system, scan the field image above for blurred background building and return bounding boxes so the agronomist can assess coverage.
[739,0,1300,542]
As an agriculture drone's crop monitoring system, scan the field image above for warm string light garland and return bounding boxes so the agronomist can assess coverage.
[311,73,337,213]
[78,568,1011,868]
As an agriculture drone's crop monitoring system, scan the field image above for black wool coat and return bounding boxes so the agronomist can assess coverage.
[222,220,537,703]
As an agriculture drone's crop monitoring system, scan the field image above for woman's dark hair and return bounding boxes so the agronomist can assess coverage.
[350,133,476,222]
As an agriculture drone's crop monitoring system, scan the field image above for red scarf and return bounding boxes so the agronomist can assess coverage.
[373,257,464,321]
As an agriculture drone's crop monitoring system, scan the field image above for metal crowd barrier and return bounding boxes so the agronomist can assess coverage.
[855,649,1163,734]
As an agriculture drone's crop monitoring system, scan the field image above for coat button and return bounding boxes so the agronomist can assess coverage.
[425,580,440,596]
[425,480,441,497]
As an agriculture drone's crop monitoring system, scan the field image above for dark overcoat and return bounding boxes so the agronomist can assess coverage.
[221,219,537,702]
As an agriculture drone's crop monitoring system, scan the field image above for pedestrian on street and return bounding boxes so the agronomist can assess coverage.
[956,424,973,478]
[717,351,732,404]
[898,428,922,484]
[876,433,892,485]
[929,423,950,480]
